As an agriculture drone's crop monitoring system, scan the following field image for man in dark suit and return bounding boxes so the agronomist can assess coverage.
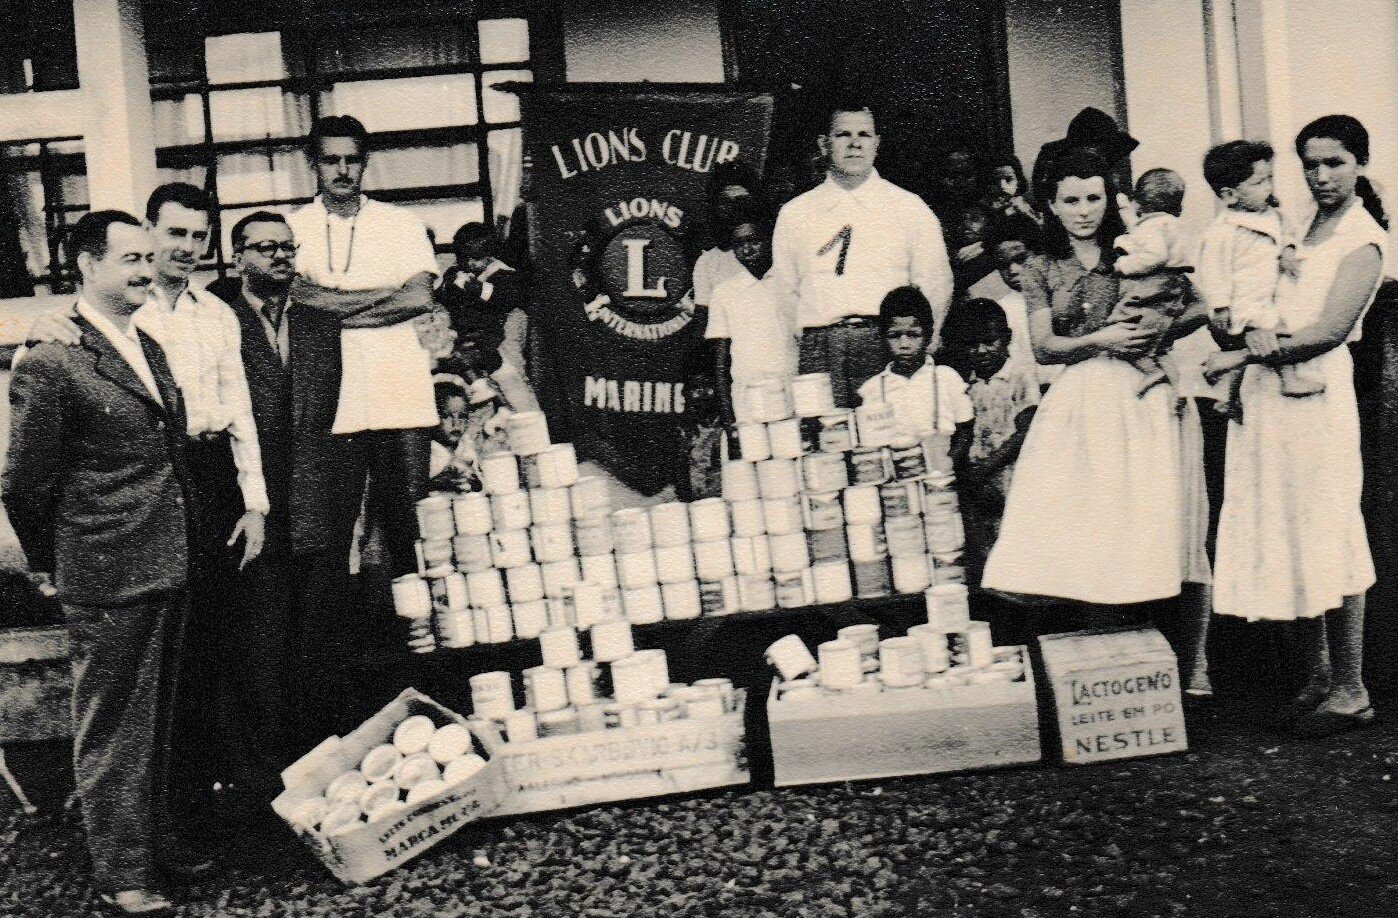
[3,211,191,916]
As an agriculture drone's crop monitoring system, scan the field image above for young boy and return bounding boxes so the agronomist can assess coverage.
[1198,140,1323,421]
[427,374,500,493]
[858,285,973,445]
[989,236,1062,391]
[1110,167,1195,396]
[707,202,798,426]
[939,298,1039,574]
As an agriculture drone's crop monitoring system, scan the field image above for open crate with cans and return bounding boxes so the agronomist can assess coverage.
[762,585,1041,787]
[462,618,749,816]
[270,689,507,884]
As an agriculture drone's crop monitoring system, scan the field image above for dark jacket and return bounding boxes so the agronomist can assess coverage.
[435,260,527,377]
[226,293,294,552]
[2,314,193,606]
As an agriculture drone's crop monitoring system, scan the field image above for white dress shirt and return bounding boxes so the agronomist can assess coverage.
[134,283,269,515]
[858,357,973,439]
[288,196,441,434]
[76,299,162,405]
[705,270,799,385]
[771,169,953,330]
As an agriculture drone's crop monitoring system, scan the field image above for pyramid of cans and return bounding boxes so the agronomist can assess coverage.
[765,581,1027,697]
[716,373,968,612]
[467,618,737,739]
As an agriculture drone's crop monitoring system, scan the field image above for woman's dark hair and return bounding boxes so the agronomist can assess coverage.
[1295,114,1388,229]
[1038,149,1127,261]
[877,285,935,337]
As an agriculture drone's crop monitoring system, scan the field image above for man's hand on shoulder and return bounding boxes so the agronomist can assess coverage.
[26,305,81,346]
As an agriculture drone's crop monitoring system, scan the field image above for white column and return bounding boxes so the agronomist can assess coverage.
[73,0,157,215]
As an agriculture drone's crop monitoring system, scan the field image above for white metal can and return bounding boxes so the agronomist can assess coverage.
[907,623,952,673]
[491,490,532,531]
[698,577,740,616]
[692,538,735,581]
[610,655,658,704]
[925,583,971,629]
[852,558,893,598]
[730,535,772,575]
[848,446,892,485]
[530,524,575,564]
[590,617,635,662]
[654,543,697,584]
[790,372,836,417]
[534,443,579,489]
[506,411,551,456]
[480,451,521,495]
[888,436,928,480]
[879,481,917,519]
[854,401,898,448]
[470,606,492,645]
[842,484,883,526]
[568,580,607,629]
[845,523,888,564]
[485,603,514,643]
[801,451,850,493]
[806,528,849,565]
[570,476,611,520]
[736,423,771,462]
[661,579,703,620]
[729,498,767,538]
[541,558,582,597]
[429,570,470,612]
[766,634,817,680]
[799,491,843,532]
[879,636,926,687]
[766,417,803,459]
[451,492,494,536]
[523,665,569,712]
[564,662,601,707]
[762,496,804,536]
[415,494,456,542]
[891,554,932,593]
[545,595,573,629]
[817,639,863,690]
[539,626,582,668]
[810,560,854,604]
[926,510,966,554]
[884,515,927,558]
[504,564,545,604]
[573,515,614,557]
[391,574,432,620]
[490,528,533,569]
[688,497,730,542]
[720,460,760,502]
[622,584,665,624]
[757,458,800,499]
[529,487,573,527]
[580,553,619,590]
[648,502,692,548]
[768,532,810,573]
[773,568,813,608]
[452,534,493,573]
[435,608,476,648]
[503,709,538,743]
[416,538,454,573]
[610,508,654,554]
[817,411,856,452]
[465,569,506,608]
[742,378,793,423]
[616,549,659,589]
[738,574,776,611]
[511,599,548,640]
[469,671,515,719]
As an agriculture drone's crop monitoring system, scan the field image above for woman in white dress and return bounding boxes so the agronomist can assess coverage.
[983,150,1212,614]
[1211,115,1387,737]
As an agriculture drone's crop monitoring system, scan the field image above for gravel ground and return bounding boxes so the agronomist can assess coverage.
[4,689,1398,918]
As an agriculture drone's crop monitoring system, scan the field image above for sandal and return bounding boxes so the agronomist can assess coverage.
[1290,706,1377,739]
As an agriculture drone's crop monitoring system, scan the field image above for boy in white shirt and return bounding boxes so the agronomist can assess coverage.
[706,204,798,426]
[1199,140,1324,421]
[858,286,973,449]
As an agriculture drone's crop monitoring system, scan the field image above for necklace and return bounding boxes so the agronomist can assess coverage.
[325,211,359,275]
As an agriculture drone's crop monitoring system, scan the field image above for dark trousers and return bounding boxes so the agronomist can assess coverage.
[65,592,187,893]
[798,323,886,409]
[324,427,433,578]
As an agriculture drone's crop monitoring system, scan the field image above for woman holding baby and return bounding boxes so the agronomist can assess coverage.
[1213,115,1388,737]
[982,149,1212,616]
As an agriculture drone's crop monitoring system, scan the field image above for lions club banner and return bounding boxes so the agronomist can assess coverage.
[524,87,774,495]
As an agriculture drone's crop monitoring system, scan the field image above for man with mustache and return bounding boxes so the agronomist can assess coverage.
[4,211,193,916]
[770,99,953,409]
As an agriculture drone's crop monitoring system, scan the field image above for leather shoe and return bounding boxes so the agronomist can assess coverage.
[98,889,174,916]
[1290,706,1377,739]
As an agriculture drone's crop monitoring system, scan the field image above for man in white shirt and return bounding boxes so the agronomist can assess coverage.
[771,100,953,408]
[286,115,440,585]
[4,211,193,914]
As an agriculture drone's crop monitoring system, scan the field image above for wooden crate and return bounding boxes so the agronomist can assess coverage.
[271,688,507,885]
[767,654,1041,787]
[1039,628,1188,765]
[481,693,749,817]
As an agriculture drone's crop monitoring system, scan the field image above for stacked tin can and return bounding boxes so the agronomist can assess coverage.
[391,410,612,652]
[764,588,1026,700]
[719,373,969,615]
[465,619,737,739]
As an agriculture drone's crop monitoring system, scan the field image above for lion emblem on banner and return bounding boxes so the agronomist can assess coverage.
[569,206,695,341]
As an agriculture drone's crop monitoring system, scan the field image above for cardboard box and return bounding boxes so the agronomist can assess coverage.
[481,693,749,817]
[271,688,507,885]
[1039,628,1188,765]
[767,655,1040,787]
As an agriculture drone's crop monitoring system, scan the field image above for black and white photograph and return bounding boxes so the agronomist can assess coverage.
[1,1,1397,915]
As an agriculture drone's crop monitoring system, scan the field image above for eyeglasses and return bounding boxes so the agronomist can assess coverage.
[242,241,299,257]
